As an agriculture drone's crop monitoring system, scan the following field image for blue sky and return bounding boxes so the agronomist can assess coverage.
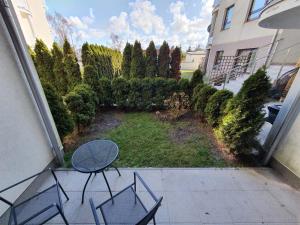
[45,0,213,50]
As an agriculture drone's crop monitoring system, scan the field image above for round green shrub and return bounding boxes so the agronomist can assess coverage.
[178,78,191,95]
[205,90,233,128]
[193,84,217,116]
[65,84,97,131]
[190,69,203,89]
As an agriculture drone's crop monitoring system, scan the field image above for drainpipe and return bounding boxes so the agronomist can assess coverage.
[0,0,64,165]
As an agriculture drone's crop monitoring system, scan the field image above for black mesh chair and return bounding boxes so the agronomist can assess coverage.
[0,168,69,225]
[90,172,163,225]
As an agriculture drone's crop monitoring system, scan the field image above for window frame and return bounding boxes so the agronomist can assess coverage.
[222,4,234,30]
[247,0,271,21]
[214,50,224,66]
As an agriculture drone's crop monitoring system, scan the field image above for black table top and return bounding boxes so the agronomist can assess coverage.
[71,140,119,173]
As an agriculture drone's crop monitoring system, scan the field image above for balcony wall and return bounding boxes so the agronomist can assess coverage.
[0,13,54,216]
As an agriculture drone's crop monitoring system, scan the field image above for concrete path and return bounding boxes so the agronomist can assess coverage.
[41,168,300,225]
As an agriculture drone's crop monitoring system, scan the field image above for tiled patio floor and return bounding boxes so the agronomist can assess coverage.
[35,168,300,224]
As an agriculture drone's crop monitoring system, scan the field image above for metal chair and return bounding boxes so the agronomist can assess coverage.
[0,168,69,225]
[90,172,163,225]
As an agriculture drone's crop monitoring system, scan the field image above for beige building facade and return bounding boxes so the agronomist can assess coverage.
[181,50,206,71]
[11,0,53,47]
[205,0,277,75]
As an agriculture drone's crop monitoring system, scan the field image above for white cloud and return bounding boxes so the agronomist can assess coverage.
[109,12,130,35]
[129,0,165,35]
[168,0,213,49]
[67,8,105,45]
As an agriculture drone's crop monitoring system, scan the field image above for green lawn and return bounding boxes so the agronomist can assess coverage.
[181,70,194,80]
[64,112,231,168]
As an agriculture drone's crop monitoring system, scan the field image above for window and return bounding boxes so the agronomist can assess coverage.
[234,48,257,73]
[214,50,224,66]
[223,5,234,30]
[248,0,270,21]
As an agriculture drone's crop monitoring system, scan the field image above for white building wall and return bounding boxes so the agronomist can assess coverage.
[0,15,54,216]
[11,0,53,48]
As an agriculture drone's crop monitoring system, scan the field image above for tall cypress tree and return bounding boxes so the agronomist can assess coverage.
[121,42,132,79]
[52,42,68,95]
[170,46,181,80]
[63,39,81,90]
[34,39,55,84]
[130,40,145,78]
[145,41,157,77]
[42,81,74,138]
[158,41,170,78]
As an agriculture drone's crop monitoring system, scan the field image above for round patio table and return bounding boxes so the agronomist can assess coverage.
[71,140,121,204]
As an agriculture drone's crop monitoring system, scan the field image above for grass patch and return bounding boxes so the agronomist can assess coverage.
[103,112,229,167]
[181,70,194,80]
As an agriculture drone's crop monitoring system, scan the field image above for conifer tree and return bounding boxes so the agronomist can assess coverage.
[145,41,157,78]
[158,41,170,78]
[42,81,74,138]
[130,40,145,78]
[170,46,181,80]
[121,43,132,79]
[63,39,81,90]
[34,39,55,83]
[52,42,68,95]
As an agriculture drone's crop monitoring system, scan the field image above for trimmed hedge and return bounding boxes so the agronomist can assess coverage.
[205,90,233,128]
[98,77,113,107]
[111,78,130,108]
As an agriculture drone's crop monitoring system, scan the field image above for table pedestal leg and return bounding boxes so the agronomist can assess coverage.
[82,173,92,204]
[102,171,114,203]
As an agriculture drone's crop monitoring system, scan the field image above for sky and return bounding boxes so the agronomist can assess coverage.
[45,0,214,51]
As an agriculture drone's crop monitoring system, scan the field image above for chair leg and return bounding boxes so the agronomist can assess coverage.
[82,173,92,204]
[56,206,69,225]
[111,165,121,176]
[153,217,156,225]
[102,171,114,203]
[59,183,69,201]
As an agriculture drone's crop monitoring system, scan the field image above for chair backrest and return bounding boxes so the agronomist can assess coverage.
[136,197,163,225]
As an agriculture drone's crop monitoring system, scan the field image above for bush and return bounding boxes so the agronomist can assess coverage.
[193,84,217,116]
[83,65,100,104]
[178,78,191,95]
[152,78,178,109]
[190,69,204,89]
[205,90,233,128]
[98,77,113,107]
[42,81,74,138]
[218,69,271,154]
[164,92,190,120]
[111,78,130,108]
[65,84,97,132]
[128,78,144,110]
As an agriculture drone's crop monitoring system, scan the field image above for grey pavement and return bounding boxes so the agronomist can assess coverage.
[40,168,300,225]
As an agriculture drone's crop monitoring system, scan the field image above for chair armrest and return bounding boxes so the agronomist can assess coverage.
[0,170,46,193]
[89,198,101,225]
[0,196,13,206]
[134,172,158,202]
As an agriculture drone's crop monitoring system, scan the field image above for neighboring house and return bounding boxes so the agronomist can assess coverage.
[11,0,53,47]
[181,50,206,71]
[204,0,300,92]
